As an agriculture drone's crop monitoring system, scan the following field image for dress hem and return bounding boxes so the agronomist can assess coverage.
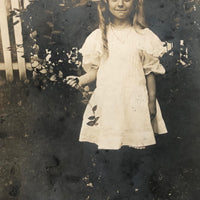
[79,139,158,150]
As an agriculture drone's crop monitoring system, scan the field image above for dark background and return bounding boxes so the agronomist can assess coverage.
[0,0,200,199]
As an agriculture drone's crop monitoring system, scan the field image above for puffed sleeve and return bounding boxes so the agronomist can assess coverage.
[79,29,103,73]
[139,28,167,75]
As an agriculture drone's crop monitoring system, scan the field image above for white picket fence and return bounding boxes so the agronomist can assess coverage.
[0,0,30,81]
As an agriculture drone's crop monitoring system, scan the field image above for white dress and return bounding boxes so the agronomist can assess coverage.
[79,25,168,150]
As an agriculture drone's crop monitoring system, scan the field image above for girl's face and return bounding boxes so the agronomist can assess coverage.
[108,0,134,21]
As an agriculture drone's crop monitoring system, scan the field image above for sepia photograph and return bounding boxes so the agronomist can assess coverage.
[0,0,200,199]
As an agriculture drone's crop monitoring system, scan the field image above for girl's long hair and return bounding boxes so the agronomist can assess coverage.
[97,0,147,56]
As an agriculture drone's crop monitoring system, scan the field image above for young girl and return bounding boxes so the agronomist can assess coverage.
[67,0,167,150]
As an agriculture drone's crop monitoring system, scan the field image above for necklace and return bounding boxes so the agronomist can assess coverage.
[110,24,132,44]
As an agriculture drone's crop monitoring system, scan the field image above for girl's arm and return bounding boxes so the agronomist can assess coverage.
[66,65,98,87]
[146,72,156,120]
[79,68,97,86]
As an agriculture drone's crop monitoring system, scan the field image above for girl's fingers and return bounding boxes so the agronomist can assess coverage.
[75,84,80,89]
[65,76,79,89]
[72,82,78,88]
[67,80,77,87]
[66,76,79,83]
[67,79,75,85]
[66,79,80,88]
[66,76,76,81]
[74,77,79,84]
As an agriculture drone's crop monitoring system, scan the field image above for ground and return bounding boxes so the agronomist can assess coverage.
[0,66,200,200]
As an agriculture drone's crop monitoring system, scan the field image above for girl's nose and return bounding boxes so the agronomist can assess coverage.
[118,0,124,7]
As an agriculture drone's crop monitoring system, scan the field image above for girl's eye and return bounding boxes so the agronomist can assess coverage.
[124,0,131,2]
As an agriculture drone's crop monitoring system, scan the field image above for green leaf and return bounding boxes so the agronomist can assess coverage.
[46,21,54,28]
[45,9,54,15]
[40,69,47,74]
[48,41,56,45]
[87,121,95,126]
[14,8,21,12]
[92,105,97,112]
[9,11,16,16]
[52,30,62,35]
[94,117,100,122]
[43,35,52,40]
[88,116,95,120]
[81,99,88,105]
[13,20,19,26]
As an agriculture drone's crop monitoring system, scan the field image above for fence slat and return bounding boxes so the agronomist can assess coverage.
[0,0,13,81]
[23,0,30,9]
[11,0,27,80]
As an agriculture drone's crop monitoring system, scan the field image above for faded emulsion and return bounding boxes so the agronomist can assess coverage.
[0,0,200,200]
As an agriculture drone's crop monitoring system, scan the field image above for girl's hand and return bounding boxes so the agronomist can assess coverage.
[148,100,156,121]
[65,76,80,89]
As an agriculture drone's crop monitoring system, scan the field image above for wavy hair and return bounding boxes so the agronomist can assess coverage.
[97,0,147,56]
